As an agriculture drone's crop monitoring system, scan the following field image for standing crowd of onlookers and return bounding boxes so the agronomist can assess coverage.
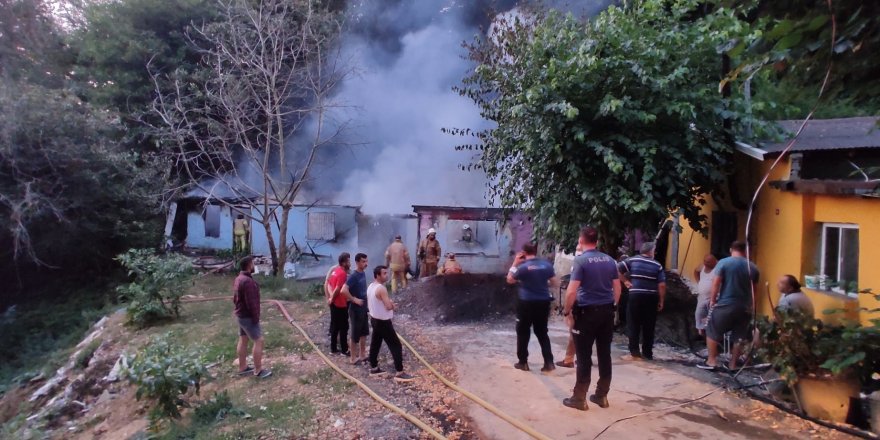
[229,225,815,415]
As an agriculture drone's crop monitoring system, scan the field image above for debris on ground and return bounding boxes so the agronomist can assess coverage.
[395,274,517,324]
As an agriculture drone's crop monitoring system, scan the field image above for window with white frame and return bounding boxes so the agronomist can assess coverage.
[820,223,859,295]
[307,212,336,241]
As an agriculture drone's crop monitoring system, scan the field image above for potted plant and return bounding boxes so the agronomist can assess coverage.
[757,310,873,424]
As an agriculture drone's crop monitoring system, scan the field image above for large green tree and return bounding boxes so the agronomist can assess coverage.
[456,0,750,253]
[0,0,162,302]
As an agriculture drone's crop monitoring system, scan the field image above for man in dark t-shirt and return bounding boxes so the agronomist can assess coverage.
[507,243,558,372]
[698,241,759,371]
[341,253,368,365]
[562,227,621,411]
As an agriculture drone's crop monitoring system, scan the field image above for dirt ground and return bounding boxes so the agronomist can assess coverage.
[422,314,856,440]
[1,274,867,439]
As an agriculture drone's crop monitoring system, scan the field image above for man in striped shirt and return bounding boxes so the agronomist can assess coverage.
[619,242,666,360]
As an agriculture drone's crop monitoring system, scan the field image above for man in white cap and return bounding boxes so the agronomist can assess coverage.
[418,228,441,278]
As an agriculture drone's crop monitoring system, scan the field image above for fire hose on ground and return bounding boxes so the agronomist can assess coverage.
[180,297,555,440]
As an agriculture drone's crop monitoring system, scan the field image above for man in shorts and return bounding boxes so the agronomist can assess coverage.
[233,256,271,378]
[698,241,759,371]
[341,253,368,365]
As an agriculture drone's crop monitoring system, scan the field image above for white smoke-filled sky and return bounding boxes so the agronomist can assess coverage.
[334,20,490,214]
[296,0,613,214]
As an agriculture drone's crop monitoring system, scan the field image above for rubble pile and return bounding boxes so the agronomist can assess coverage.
[396,274,518,324]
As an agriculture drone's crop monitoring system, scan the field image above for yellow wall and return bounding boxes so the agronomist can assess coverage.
[670,153,879,325]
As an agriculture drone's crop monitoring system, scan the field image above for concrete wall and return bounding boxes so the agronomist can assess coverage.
[185,204,234,250]
[669,154,879,325]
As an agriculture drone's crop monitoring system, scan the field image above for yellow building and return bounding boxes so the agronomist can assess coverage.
[668,117,880,325]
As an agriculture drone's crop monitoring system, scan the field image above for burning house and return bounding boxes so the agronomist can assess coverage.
[412,206,533,274]
[169,199,533,279]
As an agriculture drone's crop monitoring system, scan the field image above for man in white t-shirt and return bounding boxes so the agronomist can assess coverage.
[692,254,718,336]
[366,265,415,383]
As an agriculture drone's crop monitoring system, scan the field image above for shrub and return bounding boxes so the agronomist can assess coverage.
[757,309,879,386]
[116,249,194,327]
[122,334,208,429]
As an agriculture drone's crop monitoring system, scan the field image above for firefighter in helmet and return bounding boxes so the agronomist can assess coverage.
[418,228,441,278]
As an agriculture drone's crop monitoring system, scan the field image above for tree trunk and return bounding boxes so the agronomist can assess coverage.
[277,204,291,278]
[263,219,279,276]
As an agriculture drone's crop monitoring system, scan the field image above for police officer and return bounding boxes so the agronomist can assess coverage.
[562,226,621,411]
[507,243,558,372]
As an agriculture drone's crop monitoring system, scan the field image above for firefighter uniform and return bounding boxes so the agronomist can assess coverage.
[418,229,441,278]
[385,237,410,293]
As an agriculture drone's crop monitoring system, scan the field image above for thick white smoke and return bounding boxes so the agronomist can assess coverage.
[335,21,490,214]
[296,0,614,213]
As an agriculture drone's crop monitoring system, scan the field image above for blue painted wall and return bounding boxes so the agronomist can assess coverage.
[250,205,359,279]
[186,205,234,250]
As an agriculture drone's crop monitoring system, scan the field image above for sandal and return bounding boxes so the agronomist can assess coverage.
[555,360,575,368]
[254,369,272,378]
[696,362,717,371]
[236,366,254,376]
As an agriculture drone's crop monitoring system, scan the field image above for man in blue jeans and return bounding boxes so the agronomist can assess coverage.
[507,242,559,373]
[562,227,621,411]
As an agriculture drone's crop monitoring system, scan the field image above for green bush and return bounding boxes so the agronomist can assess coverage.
[116,249,194,327]
[123,334,208,428]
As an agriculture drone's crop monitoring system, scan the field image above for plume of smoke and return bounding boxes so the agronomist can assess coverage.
[296,0,614,213]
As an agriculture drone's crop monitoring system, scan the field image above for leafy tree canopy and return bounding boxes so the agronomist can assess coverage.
[456,0,751,253]
[725,0,880,118]
[70,0,218,115]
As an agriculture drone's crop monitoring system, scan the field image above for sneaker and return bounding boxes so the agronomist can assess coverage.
[696,362,717,371]
[562,397,588,411]
[339,350,351,357]
[541,363,556,373]
[236,366,254,376]
[394,372,415,383]
[513,362,530,371]
[630,352,643,359]
[369,367,385,376]
[555,360,575,368]
[644,354,654,361]
[589,394,609,408]
[254,369,272,378]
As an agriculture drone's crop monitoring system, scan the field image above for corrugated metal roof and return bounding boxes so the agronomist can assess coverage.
[760,116,880,153]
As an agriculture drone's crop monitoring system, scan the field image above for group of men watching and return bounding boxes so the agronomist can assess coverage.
[324,252,415,382]
[231,252,415,383]
[230,225,816,414]
[505,229,816,412]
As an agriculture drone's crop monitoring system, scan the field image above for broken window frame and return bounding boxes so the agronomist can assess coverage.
[203,204,222,238]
